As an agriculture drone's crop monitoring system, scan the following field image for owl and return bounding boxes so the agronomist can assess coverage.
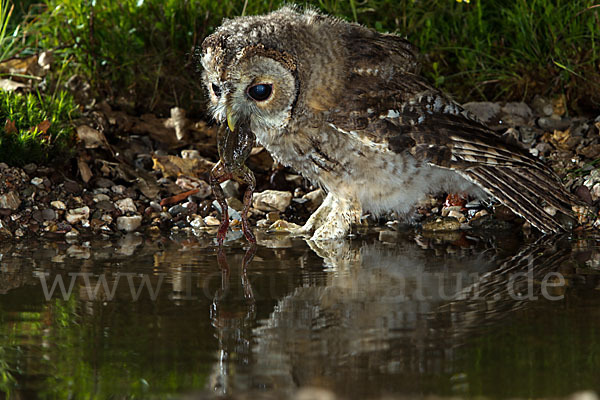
[200,6,578,240]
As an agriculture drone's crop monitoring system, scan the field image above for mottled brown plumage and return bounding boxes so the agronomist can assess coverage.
[200,6,578,239]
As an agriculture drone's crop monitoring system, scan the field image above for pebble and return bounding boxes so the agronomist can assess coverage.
[168,204,186,216]
[253,190,293,212]
[149,201,162,212]
[441,206,462,217]
[65,206,90,224]
[115,198,137,214]
[93,193,110,202]
[220,180,239,198]
[116,215,142,232]
[538,116,571,131]
[111,185,126,194]
[30,177,44,187]
[94,177,115,188]
[447,209,466,222]
[41,209,56,221]
[473,209,489,220]
[422,217,461,232]
[303,188,325,212]
[188,215,205,228]
[0,192,21,210]
[50,200,66,210]
[204,215,220,226]
[96,200,116,211]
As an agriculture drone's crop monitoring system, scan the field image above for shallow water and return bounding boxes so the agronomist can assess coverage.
[1,229,600,399]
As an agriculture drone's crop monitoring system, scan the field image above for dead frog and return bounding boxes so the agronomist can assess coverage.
[209,115,256,244]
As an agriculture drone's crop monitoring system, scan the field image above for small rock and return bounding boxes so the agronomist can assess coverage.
[537,116,571,131]
[204,215,220,226]
[188,215,205,228]
[115,198,137,214]
[181,149,201,159]
[111,185,126,195]
[576,185,594,204]
[501,102,532,125]
[465,199,482,208]
[96,200,116,211]
[116,215,142,232]
[0,192,21,210]
[220,180,239,198]
[442,205,462,217]
[531,95,554,117]
[472,209,489,220]
[93,193,110,202]
[23,163,37,175]
[51,200,67,210]
[168,204,186,216]
[268,219,301,232]
[447,209,466,222]
[303,188,325,212]
[41,209,56,221]
[253,190,293,212]
[422,217,461,232]
[462,102,501,124]
[267,211,280,222]
[30,177,44,187]
[579,144,600,159]
[149,201,162,212]
[226,197,244,212]
[63,180,81,194]
[94,177,115,188]
[592,184,600,202]
[65,206,90,224]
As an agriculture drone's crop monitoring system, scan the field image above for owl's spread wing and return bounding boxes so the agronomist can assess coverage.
[327,73,576,233]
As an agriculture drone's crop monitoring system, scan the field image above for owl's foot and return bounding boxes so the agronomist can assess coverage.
[294,192,362,240]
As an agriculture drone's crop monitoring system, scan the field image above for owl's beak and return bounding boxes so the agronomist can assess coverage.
[226,109,236,132]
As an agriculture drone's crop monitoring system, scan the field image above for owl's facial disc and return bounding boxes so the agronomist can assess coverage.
[226,55,297,136]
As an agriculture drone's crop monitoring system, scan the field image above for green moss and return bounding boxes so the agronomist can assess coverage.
[0,90,78,166]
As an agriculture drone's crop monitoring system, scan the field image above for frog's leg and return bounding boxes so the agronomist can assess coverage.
[233,165,257,243]
[209,161,233,245]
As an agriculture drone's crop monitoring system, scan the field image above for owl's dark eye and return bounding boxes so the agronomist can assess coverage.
[247,84,272,101]
[211,83,221,97]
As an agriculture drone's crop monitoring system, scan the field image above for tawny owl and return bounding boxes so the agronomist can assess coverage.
[200,6,578,240]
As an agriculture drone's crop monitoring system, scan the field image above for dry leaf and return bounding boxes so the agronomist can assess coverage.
[0,79,27,91]
[152,155,214,178]
[36,120,50,134]
[132,113,179,145]
[77,157,93,183]
[76,125,108,149]
[4,119,17,134]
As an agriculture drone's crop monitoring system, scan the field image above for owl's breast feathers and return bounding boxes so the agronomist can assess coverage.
[321,68,578,233]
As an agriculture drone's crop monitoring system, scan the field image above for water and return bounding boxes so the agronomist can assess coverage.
[1,229,600,399]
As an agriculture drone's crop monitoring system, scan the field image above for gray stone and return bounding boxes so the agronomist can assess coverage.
[0,192,21,210]
[462,102,501,124]
[94,178,115,188]
[168,204,186,216]
[538,116,571,131]
[115,198,137,214]
[116,215,142,232]
[41,209,56,221]
[253,190,293,212]
[65,206,90,224]
[220,180,239,198]
[30,177,44,187]
[50,200,66,210]
[531,95,553,116]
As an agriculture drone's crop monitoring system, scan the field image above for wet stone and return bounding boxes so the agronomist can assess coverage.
[168,204,186,216]
[96,200,116,212]
[0,192,21,210]
[116,215,142,232]
[65,206,90,224]
[63,180,81,194]
[253,190,293,212]
[422,217,461,232]
[30,177,44,187]
[538,116,571,131]
[94,177,115,188]
[50,200,66,210]
[115,198,137,214]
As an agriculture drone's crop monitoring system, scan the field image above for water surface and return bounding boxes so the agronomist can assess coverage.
[1,229,600,399]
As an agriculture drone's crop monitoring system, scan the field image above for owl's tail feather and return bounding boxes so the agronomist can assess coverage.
[464,166,577,233]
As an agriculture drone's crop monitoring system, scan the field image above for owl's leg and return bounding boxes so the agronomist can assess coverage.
[310,195,362,241]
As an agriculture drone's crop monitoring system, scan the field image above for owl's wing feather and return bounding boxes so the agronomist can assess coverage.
[329,72,576,233]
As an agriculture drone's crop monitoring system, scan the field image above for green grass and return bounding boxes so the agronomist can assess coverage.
[0,90,78,166]
[9,0,600,116]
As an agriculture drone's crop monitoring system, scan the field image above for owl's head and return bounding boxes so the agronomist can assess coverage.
[200,6,345,141]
